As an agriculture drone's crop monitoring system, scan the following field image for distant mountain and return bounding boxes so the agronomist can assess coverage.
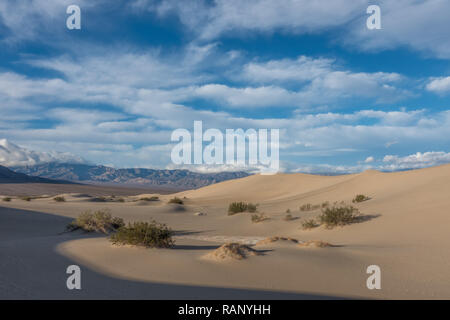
[0,165,66,184]
[13,163,250,190]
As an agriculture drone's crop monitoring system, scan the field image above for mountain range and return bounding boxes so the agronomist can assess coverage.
[12,163,250,190]
[0,139,249,189]
[0,165,64,184]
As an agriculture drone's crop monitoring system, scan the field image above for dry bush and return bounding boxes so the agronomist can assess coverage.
[251,213,268,223]
[298,240,333,248]
[204,243,262,260]
[301,219,319,229]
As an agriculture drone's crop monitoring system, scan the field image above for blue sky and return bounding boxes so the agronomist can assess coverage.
[1,0,450,173]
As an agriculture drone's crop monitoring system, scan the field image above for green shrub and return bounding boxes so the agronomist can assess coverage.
[2,197,11,202]
[116,198,125,203]
[53,196,66,202]
[319,205,360,228]
[228,202,258,215]
[110,221,174,248]
[20,196,32,202]
[66,210,125,234]
[168,197,183,205]
[301,219,319,229]
[251,213,268,223]
[140,196,159,201]
[352,194,370,203]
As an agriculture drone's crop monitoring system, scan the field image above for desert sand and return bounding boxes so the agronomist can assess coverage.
[1,164,450,299]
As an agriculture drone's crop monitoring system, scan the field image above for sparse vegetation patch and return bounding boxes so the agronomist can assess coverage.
[255,236,298,246]
[66,209,125,234]
[251,213,268,223]
[352,194,370,203]
[300,203,320,212]
[319,205,360,228]
[110,221,174,248]
[298,240,333,248]
[53,196,66,202]
[228,202,257,215]
[140,196,159,202]
[204,243,263,260]
[168,197,183,205]
[301,219,319,229]
[2,197,11,202]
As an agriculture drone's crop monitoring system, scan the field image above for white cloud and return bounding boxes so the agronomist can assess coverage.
[145,0,366,40]
[2,1,450,59]
[0,138,86,167]
[0,0,100,43]
[426,77,450,94]
[347,0,450,59]
[140,0,450,59]
[382,152,450,170]
[242,56,334,83]
[365,156,374,163]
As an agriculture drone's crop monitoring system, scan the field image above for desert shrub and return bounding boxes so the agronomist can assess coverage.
[352,194,370,203]
[53,196,66,202]
[228,202,247,214]
[110,221,174,248]
[66,210,125,234]
[247,203,257,213]
[2,197,11,202]
[286,208,291,213]
[251,213,268,223]
[319,205,360,228]
[321,201,330,208]
[301,219,319,229]
[168,197,183,205]
[140,196,159,201]
[299,203,320,212]
[283,214,295,221]
[20,196,32,202]
[116,198,125,203]
[228,202,257,215]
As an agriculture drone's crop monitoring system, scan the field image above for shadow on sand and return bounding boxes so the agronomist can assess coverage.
[0,206,349,300]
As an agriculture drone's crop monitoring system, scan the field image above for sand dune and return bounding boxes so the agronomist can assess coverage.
[1,164,450,299]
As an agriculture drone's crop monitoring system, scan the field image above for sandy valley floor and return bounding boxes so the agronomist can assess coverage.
[1,164,450,299]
